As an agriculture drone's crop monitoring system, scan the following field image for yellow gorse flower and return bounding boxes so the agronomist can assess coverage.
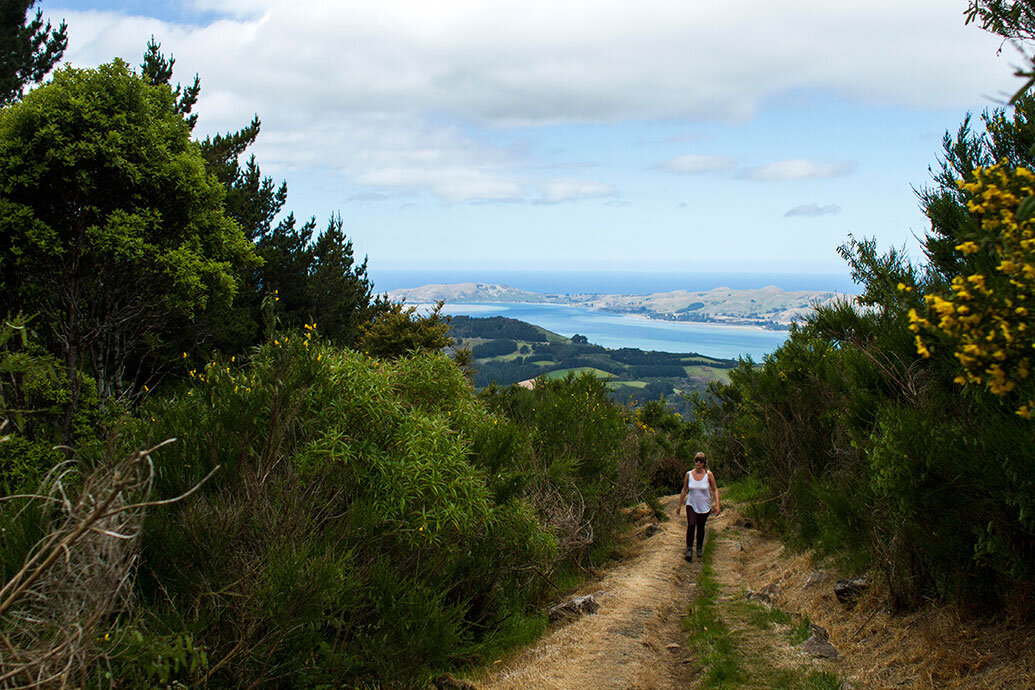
[916,163,1035,417]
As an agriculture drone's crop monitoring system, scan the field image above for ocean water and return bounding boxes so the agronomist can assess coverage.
[371,269,841,359]
[438,302,788,361]
[369,268,858,295]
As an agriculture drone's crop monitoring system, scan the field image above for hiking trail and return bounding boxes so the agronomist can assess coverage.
[476,494,719,689]
[472,494,1035,689]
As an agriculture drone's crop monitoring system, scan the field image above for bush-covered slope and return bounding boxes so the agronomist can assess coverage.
[1,328,700,686]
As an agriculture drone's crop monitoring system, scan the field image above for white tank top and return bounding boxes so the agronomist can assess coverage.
[685,471,711,513]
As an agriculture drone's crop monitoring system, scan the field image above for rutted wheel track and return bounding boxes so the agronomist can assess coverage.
[478,495,727,690]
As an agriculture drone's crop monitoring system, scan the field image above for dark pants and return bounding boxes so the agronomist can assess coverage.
[685,509,710,550]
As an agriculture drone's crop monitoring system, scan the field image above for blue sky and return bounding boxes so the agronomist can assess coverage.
[35,0,1022,286]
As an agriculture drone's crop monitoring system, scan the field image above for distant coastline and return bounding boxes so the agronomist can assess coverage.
[370,268,859,295]
[425,301,790,359]
[414,302,784,335]
[390,282,854,332]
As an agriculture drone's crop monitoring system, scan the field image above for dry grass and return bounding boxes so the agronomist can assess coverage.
[719,506,1035,690]
[475,496,697,690]
[0,440,215,688]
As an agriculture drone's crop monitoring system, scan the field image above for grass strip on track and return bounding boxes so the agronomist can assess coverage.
[683,530,842,689]
[682,537,746,687]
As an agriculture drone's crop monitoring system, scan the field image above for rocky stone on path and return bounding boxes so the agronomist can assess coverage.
[745,583,779,604]
[803,570,825,588]
[432,673,478,689]
[734,518,756,529]
[745,588,769,604]
[834,576,868,605]
[802,634,839,659]
[548,593,600,623]
[802,624,839,659]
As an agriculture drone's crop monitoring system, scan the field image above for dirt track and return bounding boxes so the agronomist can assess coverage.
[477,494,721,690]
[475,493,1035,690]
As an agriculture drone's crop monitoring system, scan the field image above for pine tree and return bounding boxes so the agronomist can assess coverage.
[307,214,375,346]
[256,213,317,328]
[0,0,67,105]
[140,36,200,129]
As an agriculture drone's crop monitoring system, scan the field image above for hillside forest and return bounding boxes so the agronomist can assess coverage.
[1,0,1034,687]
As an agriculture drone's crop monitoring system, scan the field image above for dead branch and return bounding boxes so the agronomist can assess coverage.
[0,437,217,688]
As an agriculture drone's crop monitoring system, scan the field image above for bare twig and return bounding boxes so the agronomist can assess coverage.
[0,438,217,687]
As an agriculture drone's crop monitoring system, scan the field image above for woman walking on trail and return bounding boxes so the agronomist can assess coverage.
[676,452,721,562]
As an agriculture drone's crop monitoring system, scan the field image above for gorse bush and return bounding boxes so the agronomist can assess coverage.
[480,374,634,569]
[111,331,556,686]
[912,163,1035,416]
[698,100,1035,610]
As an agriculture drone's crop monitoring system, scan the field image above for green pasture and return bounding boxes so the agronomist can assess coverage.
[543,367,615,380]
[606,380,648,390]
[684,365,731,383]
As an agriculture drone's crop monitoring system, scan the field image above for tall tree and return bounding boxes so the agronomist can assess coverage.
[0,0,66,106]
[138,40,287,243]
[138,41,291,356]
[967,0,1035,99]
[140,36,200,129]
[139,40,382,355]
[307,214,375,346]
[256,213,316,324]
[0,60,256,434]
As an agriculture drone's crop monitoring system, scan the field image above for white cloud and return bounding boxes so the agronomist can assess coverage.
[661,154,737,175]
[56,1,1015,129]
[356,167,525,204]
[741,159,857,181]
[187,0,274,18]
[784,203,843,217]
[535,178,618,204]
[349,169,618,205]
[46,0,1013,204]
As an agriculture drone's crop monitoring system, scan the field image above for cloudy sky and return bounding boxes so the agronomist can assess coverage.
[35,0,1022,286]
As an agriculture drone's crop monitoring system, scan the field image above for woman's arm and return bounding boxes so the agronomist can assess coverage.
[708,471,721,514]
[676,471,689,514]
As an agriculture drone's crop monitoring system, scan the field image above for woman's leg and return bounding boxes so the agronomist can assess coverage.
[685,509,696,550]
[694,511,710,551]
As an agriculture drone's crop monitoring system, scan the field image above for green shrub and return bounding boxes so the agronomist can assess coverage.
[115,332,556,686]
[0,314,100,493]
[481,374,643,568]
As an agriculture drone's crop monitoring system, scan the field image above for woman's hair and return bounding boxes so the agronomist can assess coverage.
[694,452,707,467]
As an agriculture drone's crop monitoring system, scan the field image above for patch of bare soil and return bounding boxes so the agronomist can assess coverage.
[475,494,709,690]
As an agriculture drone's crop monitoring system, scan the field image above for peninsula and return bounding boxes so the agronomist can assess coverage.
[386,283,853,330]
